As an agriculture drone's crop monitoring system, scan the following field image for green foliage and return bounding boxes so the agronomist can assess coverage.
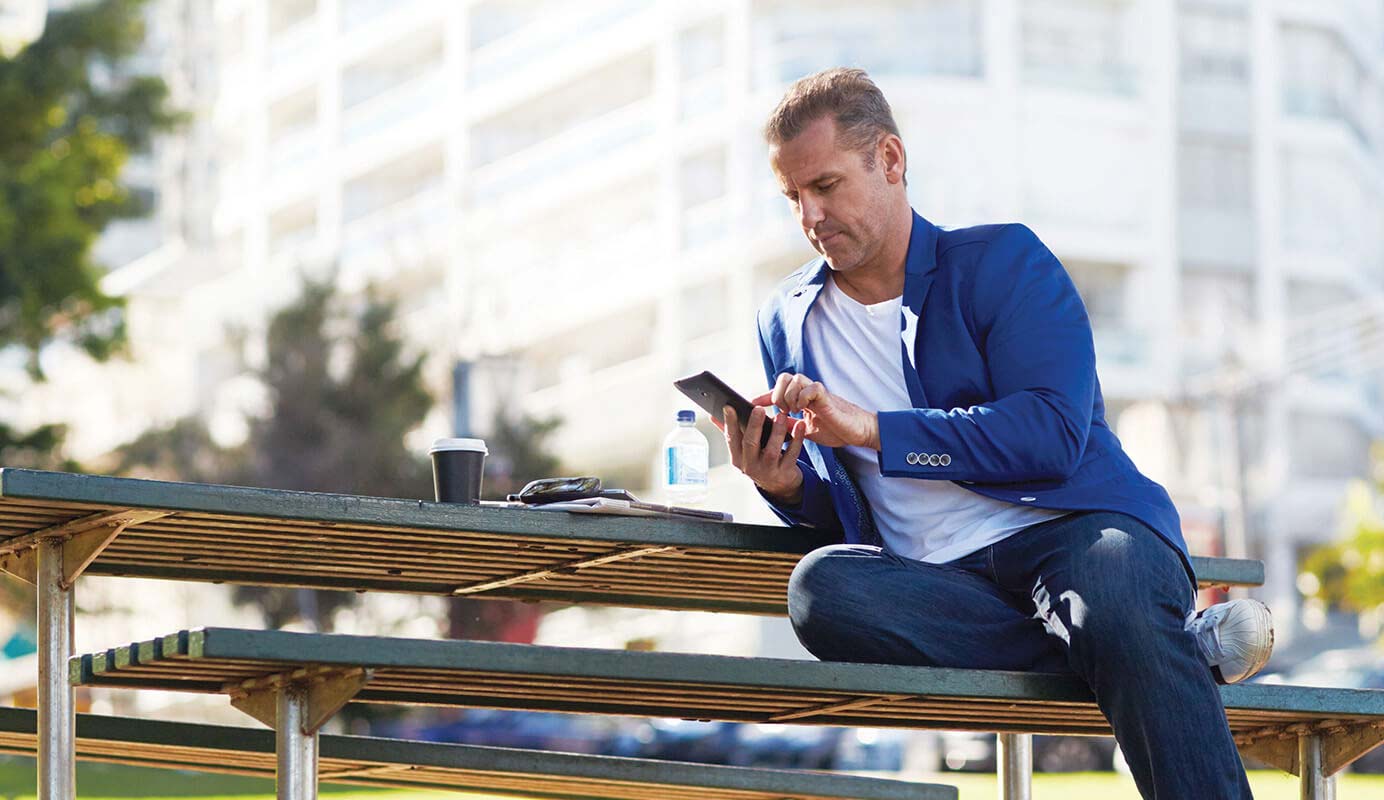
[0,0,181,472]
[237,280,434,499]
[115,278,435,630]
[1303,443,1384,617]
[110,416,241,483]
[0,0,180,376]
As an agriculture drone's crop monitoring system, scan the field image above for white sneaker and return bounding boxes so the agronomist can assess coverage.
[1186,599,1274,684]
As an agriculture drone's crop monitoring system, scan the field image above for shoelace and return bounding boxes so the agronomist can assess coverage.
[1186,607,1227,665]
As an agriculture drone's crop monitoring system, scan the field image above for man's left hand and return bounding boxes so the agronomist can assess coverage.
[759,373,880,450]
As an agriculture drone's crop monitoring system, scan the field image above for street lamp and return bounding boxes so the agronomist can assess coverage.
[0,0,47,58]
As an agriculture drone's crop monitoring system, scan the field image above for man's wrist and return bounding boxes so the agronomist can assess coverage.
[760,473,804,506]
[865,413,881,451]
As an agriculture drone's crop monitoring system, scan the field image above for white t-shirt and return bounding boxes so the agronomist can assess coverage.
[802,273,1067,564]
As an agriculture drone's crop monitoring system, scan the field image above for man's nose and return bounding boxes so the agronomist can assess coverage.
[798,194,825,229]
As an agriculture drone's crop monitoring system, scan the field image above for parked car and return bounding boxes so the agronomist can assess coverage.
[377,709,614,754]
[729,723,842,769]
[632,719,740,764]
[833,727,909,772]
[932,731,1116,772]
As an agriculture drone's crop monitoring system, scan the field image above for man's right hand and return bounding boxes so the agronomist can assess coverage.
[713,404,806,505]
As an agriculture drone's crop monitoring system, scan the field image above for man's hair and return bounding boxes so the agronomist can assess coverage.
[764,67,902,172]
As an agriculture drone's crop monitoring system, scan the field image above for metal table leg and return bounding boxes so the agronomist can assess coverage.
[1299,735,1336,800]
[998,732,1032,800]
[37,538,74,800]
[277,686,318,800]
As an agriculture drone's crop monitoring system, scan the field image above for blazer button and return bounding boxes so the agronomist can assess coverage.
[940,454,952,466]
[1020,496,1037,502]
[906,452,919,465]
[928,454,941,466]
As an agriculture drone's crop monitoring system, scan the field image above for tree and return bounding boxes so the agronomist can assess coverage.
[0,0,181,464]
[1303,443,1384,619]
[116,277,435,630]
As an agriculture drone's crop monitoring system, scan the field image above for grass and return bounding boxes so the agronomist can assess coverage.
[0,757,1381,799]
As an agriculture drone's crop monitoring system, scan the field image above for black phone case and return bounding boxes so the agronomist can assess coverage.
[673,371,775,449]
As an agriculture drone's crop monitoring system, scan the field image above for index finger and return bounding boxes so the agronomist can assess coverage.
[749,390,774,406]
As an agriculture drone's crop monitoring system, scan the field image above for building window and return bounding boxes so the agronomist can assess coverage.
[526,303,658,389]
[679,19,725,119]
[680,279,729,340]
[1280,24,1374,146]
[1281,150,1355,253]
[1179,136,1251,210]
[1289,413,1371,479]
[468,0,549,50]
[753,0,982,87]
[1021,0,1137,95]
[1179,2,1249,84]
[1064,260,1129,331]
[469,51,655,169]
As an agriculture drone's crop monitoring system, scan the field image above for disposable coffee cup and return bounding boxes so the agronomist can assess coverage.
[430,438,488,504]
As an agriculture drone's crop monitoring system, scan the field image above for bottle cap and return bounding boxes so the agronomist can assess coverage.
[677,410,696,423]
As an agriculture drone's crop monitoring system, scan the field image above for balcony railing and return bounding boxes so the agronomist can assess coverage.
[1093,328,1150,369]
[468,0,653,87]
[269,17,318,70]
[341,70,446,145]
[340,186,450,280]
[469,99,656,204]
[268,127,319,173]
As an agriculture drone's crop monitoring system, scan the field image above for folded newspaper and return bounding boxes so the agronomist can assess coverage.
[526,496,732,522]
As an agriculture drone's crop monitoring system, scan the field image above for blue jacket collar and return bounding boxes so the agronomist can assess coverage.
[782,210,940,385]
[789,210,938,300]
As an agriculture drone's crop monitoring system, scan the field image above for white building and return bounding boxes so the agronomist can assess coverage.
[23,0,1384,653]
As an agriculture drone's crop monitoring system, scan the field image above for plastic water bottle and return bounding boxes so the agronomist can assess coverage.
[663,410,709,506]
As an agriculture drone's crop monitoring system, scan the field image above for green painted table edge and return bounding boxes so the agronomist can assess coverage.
[0,468,1263,587]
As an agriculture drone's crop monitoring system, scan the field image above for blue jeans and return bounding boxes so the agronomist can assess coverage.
[787,511,1252,799]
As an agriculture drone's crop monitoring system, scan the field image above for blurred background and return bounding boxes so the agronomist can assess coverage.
[1,0,1384,786]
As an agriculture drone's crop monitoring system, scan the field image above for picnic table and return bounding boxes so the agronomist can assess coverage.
[1,468,1344,800]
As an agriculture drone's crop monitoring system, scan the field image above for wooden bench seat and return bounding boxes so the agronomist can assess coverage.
[72,628,1384,779]
[0,706,953,800]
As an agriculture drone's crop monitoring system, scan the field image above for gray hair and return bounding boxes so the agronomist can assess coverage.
[764,67,903,172]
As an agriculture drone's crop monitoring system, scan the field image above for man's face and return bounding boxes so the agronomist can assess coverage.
[769,116,892,273]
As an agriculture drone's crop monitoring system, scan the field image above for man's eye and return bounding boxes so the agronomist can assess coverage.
[819,182,836,192]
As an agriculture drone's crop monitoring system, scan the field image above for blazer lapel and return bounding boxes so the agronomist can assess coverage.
[900,212,940,408]
[782,260,828,382]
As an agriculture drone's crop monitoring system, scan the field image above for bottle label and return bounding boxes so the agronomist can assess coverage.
[666,447,707,486]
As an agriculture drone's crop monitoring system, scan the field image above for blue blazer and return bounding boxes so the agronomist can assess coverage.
[756,211,1191,580]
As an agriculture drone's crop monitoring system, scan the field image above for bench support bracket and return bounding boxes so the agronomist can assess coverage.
[1239,723,1384,778]
[229,667,373,735]
[2,508,169,587]
[228,668,372,800]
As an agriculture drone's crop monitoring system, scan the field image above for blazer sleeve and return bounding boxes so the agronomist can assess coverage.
[755,319,843,531]
[875,224,1096,483]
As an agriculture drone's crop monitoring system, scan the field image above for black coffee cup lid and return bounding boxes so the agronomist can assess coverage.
[430,437,488,455]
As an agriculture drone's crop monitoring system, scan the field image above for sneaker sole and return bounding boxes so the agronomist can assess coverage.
[1222,599,1274,684]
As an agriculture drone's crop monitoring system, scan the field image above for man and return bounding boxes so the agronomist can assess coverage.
[718,68,1272,798]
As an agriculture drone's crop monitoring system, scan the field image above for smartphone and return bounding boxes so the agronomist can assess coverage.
[673,371,776,449]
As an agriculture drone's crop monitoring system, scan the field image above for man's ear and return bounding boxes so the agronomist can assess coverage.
[880,135,906,185]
